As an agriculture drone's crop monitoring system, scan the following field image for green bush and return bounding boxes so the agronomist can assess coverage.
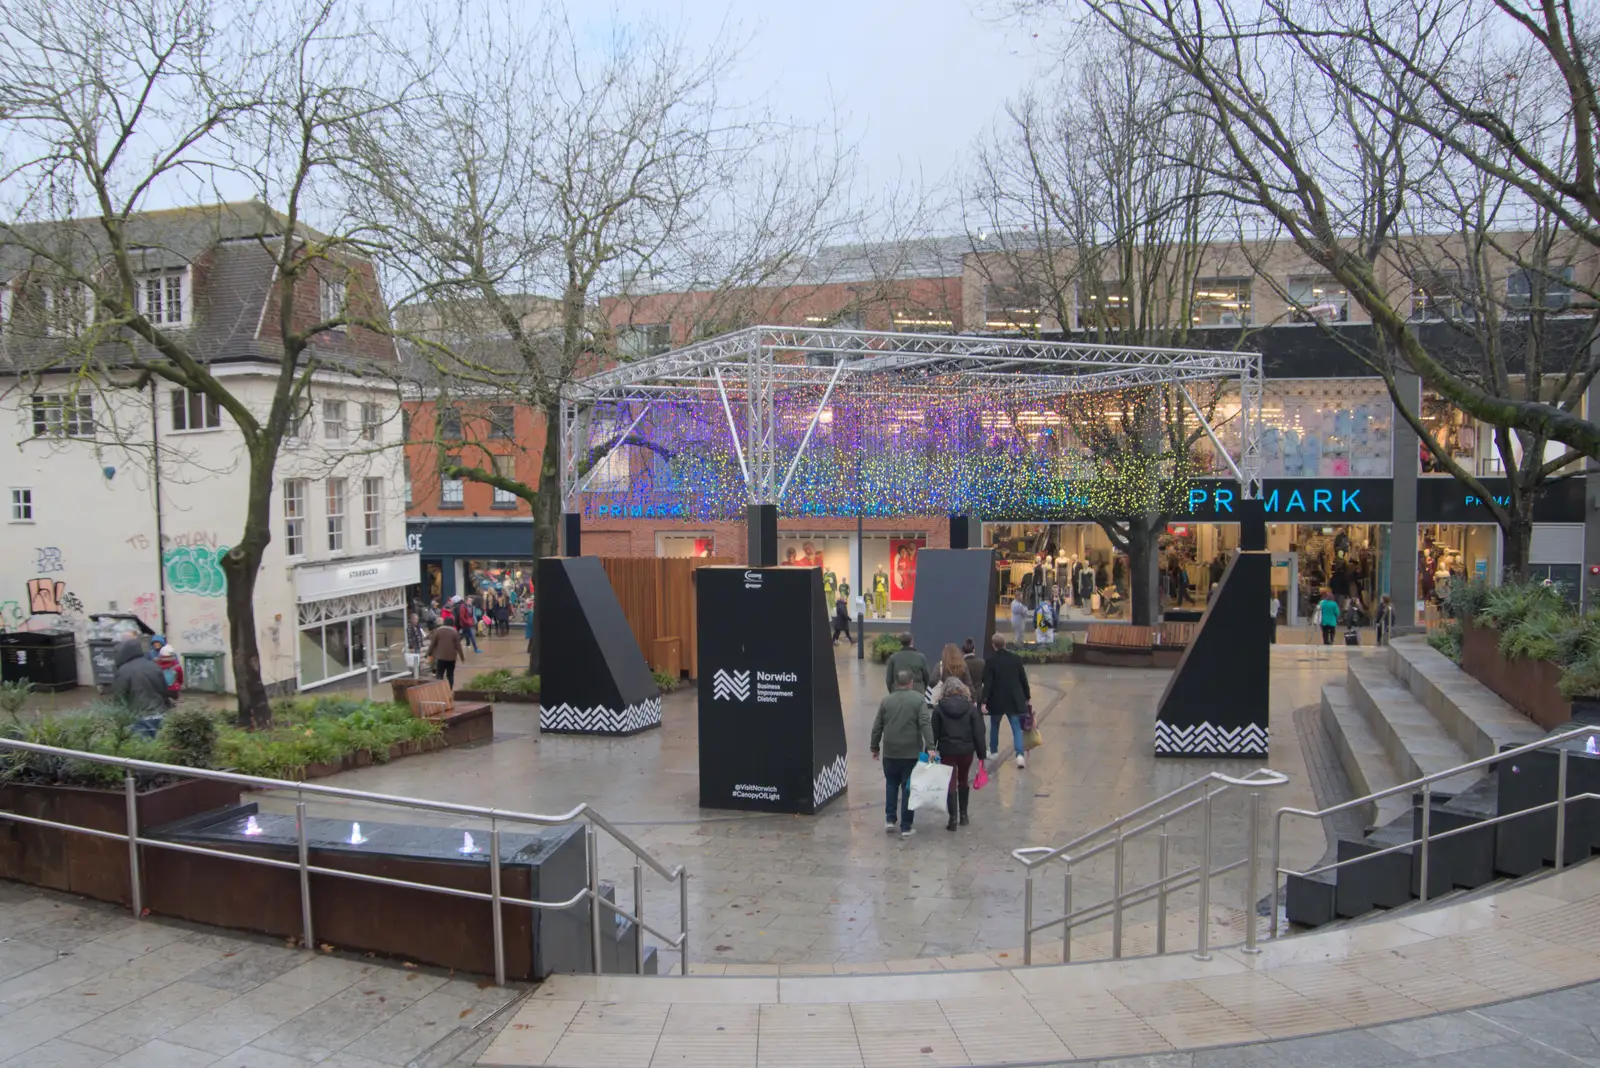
[1559,646,1600,699]
[215,700,439,779]
[870,635,902,663]
[651,670,680,693]
[0,702,170,787]
[0,680,34,721]
[1427,621,1463,663]
[502,673,540,695]
[1017,635,1075,663]
[464,669,514,692]
[1479,580,1568,632]
[157,708,217,768]
[1441,577,1492,621]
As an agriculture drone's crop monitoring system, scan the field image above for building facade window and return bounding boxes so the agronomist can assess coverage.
[1409,270,1467,321]
[323,399,346,442]
[438,407,462,440]
[1507,265,1575,311]
[30,393,95,437]
[1078,280,1128,331]
[359,402,381,442]
[138,268,189,325]
[492,455,517,507]
[440,456,464,507]
[1287,276,1349,322]
[488,405,515,439]
[403,458,413,507]
[983,281,1043,333]
[618,323,671,359]
[43,284,91,337]
[283,479,306,557]
[326,478,346,552]
[363,477,382,547]
[1191,278,1252,326]
[10,488,33,522]
[171,388,221,431]
[319,275,347,326]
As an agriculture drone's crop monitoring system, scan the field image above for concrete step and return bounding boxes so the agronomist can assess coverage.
[1320,682,1412,830]
[1388,636,1545,761]
[1345,657,1480,797]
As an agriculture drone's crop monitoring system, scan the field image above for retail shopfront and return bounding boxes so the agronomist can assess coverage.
[293,553,421,690]
[405,518,534,604]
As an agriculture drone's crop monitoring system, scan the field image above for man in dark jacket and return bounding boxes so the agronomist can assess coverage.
[884,633,931,695]
[111,637,169,714]
[426,619,465,686]
[932,678,986,831]
[961,638,985,696]
[982,633,1032,769]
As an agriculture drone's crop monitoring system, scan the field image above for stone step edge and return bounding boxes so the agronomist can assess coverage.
[1344,657,1478,789]
[1320,681,1412,831]
[1387,636,1546,761]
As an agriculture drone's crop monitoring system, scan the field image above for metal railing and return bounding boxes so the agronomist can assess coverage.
[1013,768,1289,964]
[1270,723,1600,938]
[0,738,688,985]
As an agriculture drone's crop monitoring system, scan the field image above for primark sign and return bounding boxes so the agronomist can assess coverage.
[1181,479,1396,522]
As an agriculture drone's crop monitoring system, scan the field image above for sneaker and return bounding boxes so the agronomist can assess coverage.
[1016,754,1026,769]
[900,828,916,839]
[885,821,897,832]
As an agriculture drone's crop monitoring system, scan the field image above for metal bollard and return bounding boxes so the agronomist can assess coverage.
[1418,782,1433,904]
[490,828,506,987]
[296,800,314,950]
[1556,748,1570,872]
[1242,792,1262,954]
[588,826,603,975]
[124,775,143,920]
[1194,788,1213,961]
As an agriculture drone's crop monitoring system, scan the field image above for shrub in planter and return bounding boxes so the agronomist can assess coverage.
[1426,621,1463,663]
[870,635,902,663]
[464,668,514,693]
[501,673,540,696]
[652,670,679,694]
[157,708,218,768]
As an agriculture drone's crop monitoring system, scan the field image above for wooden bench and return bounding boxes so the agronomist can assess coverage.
[404,681,494,745]
[1157,622,1199,648]
[1084,624,1154,651]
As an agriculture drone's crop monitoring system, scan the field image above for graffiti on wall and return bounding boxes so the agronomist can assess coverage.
[27,578,67,614]
[132,592,160,630]
[163,545,229,597]
[0,601,23,627]
[180,614,225,650]
[34,547,64,574]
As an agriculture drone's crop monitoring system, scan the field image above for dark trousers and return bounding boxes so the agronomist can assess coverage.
[882,757,917,831]
[1270,619,1278,644]
[944,753,974,820]
[1321,625,1336,645]
[461,626,479,652]
[434,658,456,685]
[832,617,853,644]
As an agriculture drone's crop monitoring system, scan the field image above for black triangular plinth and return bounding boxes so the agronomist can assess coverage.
[537,557,660,735]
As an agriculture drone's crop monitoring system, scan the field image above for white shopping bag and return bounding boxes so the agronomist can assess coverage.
[908,760,953,815]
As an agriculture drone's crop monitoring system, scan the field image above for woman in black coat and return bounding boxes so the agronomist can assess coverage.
[932,678,987,831]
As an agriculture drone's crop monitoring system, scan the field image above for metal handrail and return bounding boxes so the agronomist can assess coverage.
[1270,723,1600,939]
[1013,766,1289,964]
[0,738,690,984]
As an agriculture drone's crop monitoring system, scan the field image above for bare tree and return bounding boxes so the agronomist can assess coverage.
[965,32,1236,623]
[0,0,402,726]
[351,9,854,666]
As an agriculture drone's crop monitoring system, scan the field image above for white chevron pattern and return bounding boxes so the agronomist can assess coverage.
[711,669,751,701]
[1154,720,1269,756]
[541,697,662,735]
[812,753,848,809]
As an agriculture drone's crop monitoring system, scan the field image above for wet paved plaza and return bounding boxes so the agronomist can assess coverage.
[262,646,1364,969]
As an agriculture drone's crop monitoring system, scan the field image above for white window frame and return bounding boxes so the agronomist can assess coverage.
[283,479,307,558]
[9,487,34,523]
[30,393,95,438]
[170,388,222,433]
[618,323,670,359]
[403,457,413,507]
[1507,265,1575,312]
[0,288,11,334]
[492,454,517,507]
[136,267,191,327]
[359,401,381,442]
[323,399,347,443]
[319,275,347,329]
[1286,276,1350,323]
[326,478,346,553]
[440,456,464,508]
[1191,278,1253,327]
[362,477,382,548]
[42,283,93,337]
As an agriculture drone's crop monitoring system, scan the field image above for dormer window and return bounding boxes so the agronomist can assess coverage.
[137,268,190,326]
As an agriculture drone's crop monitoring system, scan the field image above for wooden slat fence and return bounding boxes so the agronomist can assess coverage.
[598,556,730,679]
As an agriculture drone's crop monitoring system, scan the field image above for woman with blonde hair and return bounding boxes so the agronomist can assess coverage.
[931,643,971,704]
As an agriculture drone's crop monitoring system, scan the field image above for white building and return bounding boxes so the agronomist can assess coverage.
[1,203,418,694]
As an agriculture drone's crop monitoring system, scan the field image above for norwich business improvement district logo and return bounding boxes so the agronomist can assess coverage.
[711,669,751,701]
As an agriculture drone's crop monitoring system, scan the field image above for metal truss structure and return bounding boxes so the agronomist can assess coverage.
[561,325,1264,511]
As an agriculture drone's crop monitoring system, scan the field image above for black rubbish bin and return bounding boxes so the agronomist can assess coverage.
[0,630,81,692]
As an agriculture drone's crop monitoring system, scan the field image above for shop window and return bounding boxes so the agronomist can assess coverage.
[363,477,382,548]
[1287,276,1349,322]
[283,479,306,557]
[1418,392,1478,474]
[1250,379,1393,478]
[491,454,517,507]
[326,477,346,552]
[983,281,1042,333]
[31,393,95,437]
[1191,278,1251,326]
[171,388,220,432]
[1507,265,1574,312]
[1078,280,1128,331]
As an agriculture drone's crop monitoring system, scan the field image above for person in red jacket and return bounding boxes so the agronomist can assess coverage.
[155,644,184,706]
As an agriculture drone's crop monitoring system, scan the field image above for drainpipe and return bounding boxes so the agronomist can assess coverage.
[151,381,169,634]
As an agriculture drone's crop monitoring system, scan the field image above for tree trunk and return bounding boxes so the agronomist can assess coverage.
[1126,519,1160,627]
[528,398,564,676]
[1503,507,1534,582]
[223,446,276,730]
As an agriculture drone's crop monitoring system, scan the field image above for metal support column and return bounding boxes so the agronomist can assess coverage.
[124,774,142,919]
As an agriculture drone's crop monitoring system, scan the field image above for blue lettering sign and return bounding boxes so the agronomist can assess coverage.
[1287,489,1306,512]
[1264,489,1280,512]
[1189,489,1208,511]
[1213,488,1234,513]
[1312,489,1332,512]
[1341,489,1361,512]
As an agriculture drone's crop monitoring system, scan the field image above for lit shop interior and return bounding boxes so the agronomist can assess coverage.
[1190,378,1395,479]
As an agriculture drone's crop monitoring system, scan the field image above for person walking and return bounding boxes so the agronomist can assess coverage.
[932,678,986,830]
[831,593,854,645]
[961,637,986,697]
[1317,589,1340,646]
[154,644,184,707]
[1010,594,1030,646]
[871,669,935,838]
[935,643,972,695]
[453,596,480,654]
[884,633,932,695]
[111,635,169,714]
[983,633,1032,769]
[426,617,465,686]
[1376,594,1396,646]
[1268,593,1280,645]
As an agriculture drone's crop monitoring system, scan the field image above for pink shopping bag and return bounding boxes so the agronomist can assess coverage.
[973,762,989,790]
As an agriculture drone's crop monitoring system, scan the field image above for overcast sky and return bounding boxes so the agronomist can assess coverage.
[585,0,1052,219]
